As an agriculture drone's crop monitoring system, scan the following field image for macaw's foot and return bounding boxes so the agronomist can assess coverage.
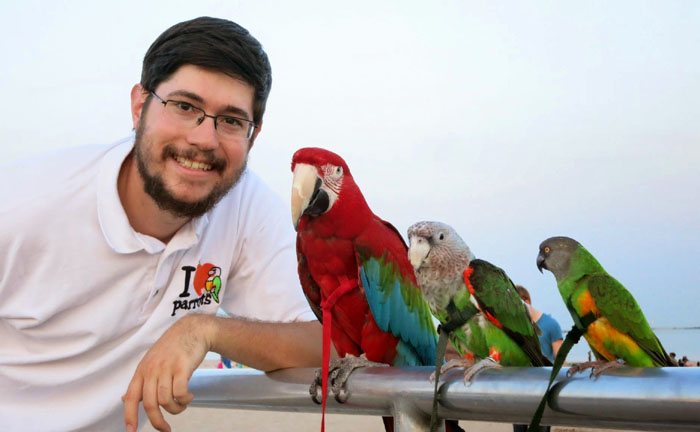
[462,357,502,384]
[567,359,624,378]
[309,354,388,404]
[429,358,475,383]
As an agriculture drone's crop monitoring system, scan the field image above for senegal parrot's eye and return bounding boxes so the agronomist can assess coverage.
[544,247,550,254]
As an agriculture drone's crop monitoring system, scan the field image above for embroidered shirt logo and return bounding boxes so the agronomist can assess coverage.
[172,263,223,316]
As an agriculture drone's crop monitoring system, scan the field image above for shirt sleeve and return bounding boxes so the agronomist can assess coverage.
[218,173,317,323]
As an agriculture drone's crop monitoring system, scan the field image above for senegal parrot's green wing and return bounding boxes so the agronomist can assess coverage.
[467,259,551,366]
[586,274,672,366]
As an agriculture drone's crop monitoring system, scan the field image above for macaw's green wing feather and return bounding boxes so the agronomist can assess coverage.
[586,274,672,366]
[359,252,438,366]
[468,259,551,366]
[296,236,323,323]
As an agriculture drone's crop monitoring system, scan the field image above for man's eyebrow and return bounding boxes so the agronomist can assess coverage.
[166,90,252,120]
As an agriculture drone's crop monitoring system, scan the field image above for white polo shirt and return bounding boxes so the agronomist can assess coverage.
[0,137,315,431]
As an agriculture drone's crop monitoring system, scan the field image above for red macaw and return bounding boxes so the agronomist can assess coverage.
[291,147,462,432]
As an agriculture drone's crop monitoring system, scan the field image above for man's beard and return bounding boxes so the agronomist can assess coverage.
[133,124,248,219]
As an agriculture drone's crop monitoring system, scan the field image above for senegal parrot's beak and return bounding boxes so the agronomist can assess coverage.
[291,163,329,230]
[536,254,546,273]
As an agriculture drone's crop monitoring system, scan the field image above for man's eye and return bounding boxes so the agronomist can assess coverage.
[220,116,243,127]
[174,102,195,112]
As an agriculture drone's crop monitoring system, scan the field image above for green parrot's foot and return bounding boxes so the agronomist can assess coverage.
[590,360,624,378]
[462,357,502,385]
[566,359,624,378]
[309,354,388,404]
[429,358,474,383]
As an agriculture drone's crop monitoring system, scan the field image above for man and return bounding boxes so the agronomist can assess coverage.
[515,285,563,362]
[0,17,322,432]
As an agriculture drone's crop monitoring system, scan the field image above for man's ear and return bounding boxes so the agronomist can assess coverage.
[130,84,150,130]
[248,120,263,151]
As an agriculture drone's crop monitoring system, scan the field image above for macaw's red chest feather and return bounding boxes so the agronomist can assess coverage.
[297,229,370,355]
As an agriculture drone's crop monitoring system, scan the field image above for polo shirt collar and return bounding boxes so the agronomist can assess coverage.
[96,137,209,255]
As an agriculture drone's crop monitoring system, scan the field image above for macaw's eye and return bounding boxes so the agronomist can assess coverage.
[336,166,342,175]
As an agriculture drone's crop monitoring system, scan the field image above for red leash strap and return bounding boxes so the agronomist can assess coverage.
[319,276,357,432]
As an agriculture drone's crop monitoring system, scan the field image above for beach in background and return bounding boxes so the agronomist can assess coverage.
[142,407,648,432]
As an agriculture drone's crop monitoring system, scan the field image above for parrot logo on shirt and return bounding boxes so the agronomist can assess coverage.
[171,262,222,316]
[192,263,222,303]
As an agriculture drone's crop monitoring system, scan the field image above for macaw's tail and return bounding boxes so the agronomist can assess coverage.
[382,417,465,431]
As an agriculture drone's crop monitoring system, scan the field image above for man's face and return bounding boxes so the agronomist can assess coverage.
[132,65,258,218]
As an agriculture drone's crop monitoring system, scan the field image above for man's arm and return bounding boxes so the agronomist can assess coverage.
[552,338,563,358]
[122,314,323,432]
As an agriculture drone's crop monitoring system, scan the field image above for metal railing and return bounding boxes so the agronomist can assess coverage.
[189,366,700,431]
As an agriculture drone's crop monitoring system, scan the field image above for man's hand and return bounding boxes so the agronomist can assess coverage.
[122,314,213,432]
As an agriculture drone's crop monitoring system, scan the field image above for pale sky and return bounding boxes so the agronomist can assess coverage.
[2,1,699,329]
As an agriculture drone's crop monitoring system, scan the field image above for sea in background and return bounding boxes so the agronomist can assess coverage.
[564,327,700,364]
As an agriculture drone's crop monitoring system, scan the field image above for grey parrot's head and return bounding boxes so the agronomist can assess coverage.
[407,221,474,281]
[537,236,580,282]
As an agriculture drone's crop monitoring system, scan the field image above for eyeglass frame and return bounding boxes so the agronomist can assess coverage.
[149,91,257,140]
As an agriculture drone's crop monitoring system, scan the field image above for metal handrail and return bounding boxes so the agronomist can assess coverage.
[189,366,700,431]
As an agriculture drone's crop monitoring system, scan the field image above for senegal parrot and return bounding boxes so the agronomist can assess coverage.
[537,236,675,376]
[291,148,463,432]
[408,221,551,383]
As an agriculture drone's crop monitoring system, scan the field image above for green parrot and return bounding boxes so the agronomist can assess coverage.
[408,221,551,382]
[536,236,675,375]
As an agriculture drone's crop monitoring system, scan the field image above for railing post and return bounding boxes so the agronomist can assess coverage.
[392,398,437,432]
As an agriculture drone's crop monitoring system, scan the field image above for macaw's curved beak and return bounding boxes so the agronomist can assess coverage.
[291,163,329,230]
[536,253,546,273]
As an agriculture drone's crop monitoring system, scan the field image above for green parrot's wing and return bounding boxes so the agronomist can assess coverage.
[468,259,551,366]
[586,274,671,366]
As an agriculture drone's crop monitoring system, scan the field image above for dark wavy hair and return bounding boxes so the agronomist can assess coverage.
[140,16,272,125]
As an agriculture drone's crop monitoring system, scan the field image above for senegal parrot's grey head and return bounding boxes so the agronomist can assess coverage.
[537,236,580,282]
[407,221,474,284]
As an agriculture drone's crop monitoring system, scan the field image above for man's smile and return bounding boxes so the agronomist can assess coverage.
[174,156,214,171]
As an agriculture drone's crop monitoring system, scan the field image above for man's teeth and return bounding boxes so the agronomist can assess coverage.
[175,156,213,171]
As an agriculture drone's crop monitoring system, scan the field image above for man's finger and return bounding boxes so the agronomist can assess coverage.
[143,375,170,432]
[172,373,195,407]
[158,375,186,415]
[123,374,144,432]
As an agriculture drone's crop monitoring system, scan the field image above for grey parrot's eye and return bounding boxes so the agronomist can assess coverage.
[438,232,445,241]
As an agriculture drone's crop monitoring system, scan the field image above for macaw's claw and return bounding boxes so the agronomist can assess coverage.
[309,367,325,404]
[310,354,388,404]
[330,354,388,403]
[462,357,502,385]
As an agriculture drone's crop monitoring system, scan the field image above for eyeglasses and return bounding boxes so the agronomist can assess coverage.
[150,91,257,140]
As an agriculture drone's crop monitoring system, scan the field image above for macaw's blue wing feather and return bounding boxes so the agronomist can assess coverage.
[360,255,437,366]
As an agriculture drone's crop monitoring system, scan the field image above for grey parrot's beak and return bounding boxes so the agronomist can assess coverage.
[291,163,330,230]
[536,254,546,273]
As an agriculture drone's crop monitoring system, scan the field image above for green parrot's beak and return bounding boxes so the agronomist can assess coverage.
[536,254,546,273]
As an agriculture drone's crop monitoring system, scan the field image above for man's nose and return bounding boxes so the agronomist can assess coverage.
[186,114,220,150]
